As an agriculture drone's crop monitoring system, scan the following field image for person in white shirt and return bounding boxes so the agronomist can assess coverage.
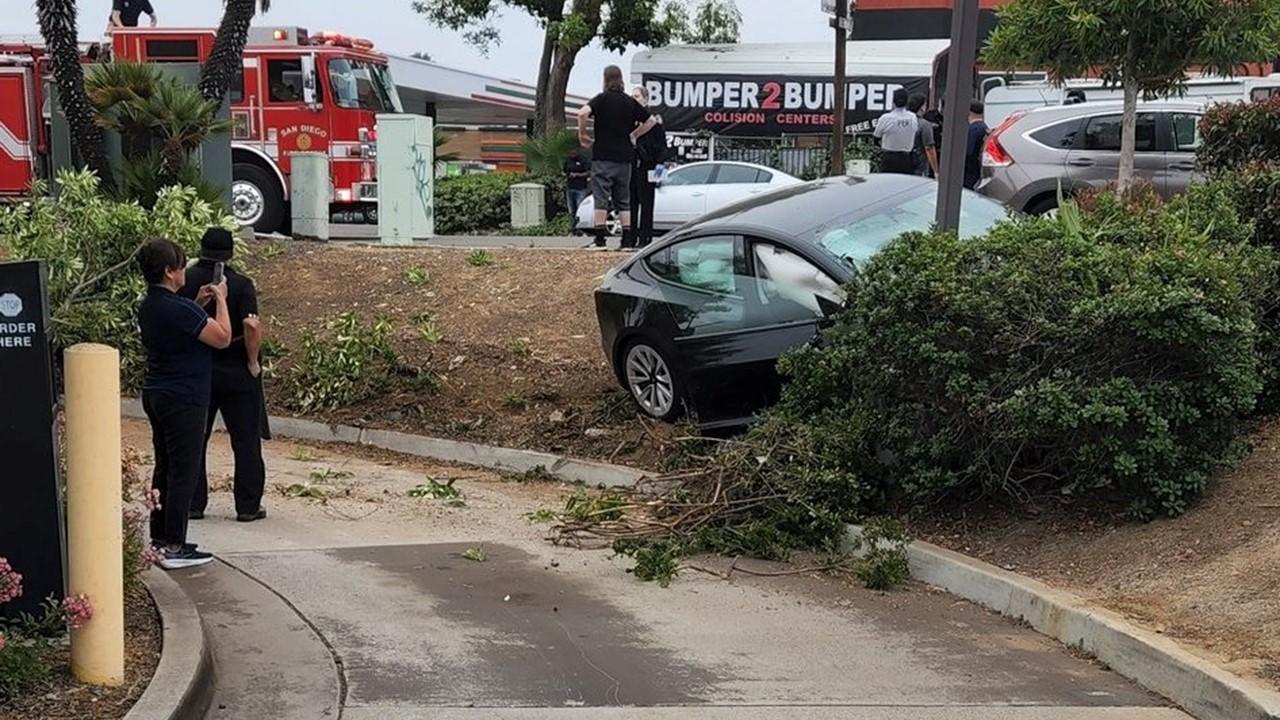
[873,88,919,175]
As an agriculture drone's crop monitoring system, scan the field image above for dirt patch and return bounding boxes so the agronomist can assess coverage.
[915,419,1280,686]
[246,242,684,469]
[0,586,162,720]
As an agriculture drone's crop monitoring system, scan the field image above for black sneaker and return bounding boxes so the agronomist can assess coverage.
[159,546,214,570]
[152,540,200,552]
[236,508,268,523]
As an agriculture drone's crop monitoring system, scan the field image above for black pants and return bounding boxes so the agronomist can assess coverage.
[629,164,657,248]
[144,391,208,547]
[881,151,916,175]
[193,385,266,515]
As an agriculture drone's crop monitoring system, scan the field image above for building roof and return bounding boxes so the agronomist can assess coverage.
[389,54,590,128]
[631,39,950,78]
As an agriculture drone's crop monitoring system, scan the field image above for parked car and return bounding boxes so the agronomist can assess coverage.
[978,101,1204,215]
[574,161,802,235]
[594,174,1010,427]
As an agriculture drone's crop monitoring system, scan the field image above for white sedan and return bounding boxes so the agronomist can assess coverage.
[574,161,802,234]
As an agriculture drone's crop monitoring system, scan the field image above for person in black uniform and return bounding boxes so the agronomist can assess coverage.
[137,238,230,570]
[629,86,666,249]
[180,228,269,523]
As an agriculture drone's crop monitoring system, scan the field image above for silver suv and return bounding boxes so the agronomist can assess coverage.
[978,101,1204,214]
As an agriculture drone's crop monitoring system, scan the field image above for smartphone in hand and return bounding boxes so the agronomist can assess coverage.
[212,261,225,285]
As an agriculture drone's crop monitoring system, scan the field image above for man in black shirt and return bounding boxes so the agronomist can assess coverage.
[109,0,157,29]
[563,147,591,216]
[181,228,268,523]
[577,65,657,249]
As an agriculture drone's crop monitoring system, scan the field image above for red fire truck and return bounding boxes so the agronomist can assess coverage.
[0,26,403,233]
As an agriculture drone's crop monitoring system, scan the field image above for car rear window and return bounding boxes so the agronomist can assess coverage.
[666,165,715,186]
[813,190,1008,265]
[1030,119,1082,148]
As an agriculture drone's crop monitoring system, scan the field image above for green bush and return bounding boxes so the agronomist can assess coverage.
[770,184,1273,519]
[0,170,234,388]
[283,313,434,413]
[435,173,525,234]
[1198,97,1280,173]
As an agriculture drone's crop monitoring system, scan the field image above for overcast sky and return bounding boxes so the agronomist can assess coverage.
[11,0,832,94]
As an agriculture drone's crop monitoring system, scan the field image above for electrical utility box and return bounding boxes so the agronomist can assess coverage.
[376,113,435,244]
[509,183,546,228]
[290,152,331,241]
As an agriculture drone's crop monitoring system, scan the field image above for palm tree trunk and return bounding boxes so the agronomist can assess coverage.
[200,0,262,107]
[36,0,114,192]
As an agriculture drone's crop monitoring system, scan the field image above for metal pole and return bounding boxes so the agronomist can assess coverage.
[936,0,980,231]
[830,0,849,176]
[65,343,124,687]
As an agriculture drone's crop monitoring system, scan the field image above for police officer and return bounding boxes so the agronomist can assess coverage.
[181,228,269,523]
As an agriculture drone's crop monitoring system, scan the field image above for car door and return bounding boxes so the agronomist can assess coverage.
[1164,111,1203,197]
[736,238,848,414]
[643,234,758,423]
[1065,112,1162,191]
[653,164,715,227]
[704,164,772,214]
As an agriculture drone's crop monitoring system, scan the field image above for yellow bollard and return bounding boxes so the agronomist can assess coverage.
[64,343,124,687]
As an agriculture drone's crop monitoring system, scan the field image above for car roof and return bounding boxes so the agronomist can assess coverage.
[675,173,937,238]
[1012,99,1205,124]
[673,160,798,179]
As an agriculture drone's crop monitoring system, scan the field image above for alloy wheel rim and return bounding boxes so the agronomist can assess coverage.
[626,345,674,417]
[231,180,265,226]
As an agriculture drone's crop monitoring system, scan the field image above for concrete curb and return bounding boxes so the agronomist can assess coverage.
[123,570,214,720]
[121,398,647,488]
[845,525,1280,720]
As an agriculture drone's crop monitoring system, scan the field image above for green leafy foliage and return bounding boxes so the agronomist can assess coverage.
[771,185,1273,519]
[1198,97,1280,173]
[612,539,682,588]
[284,314,434,413]
[665,0,742,44]
[0,171,234,388]
[462,546,487,562]
[402,266,430,287]
[563,489,629,522]
[853,518,911,591]
[435,173,524,234]
[466,249,497,267]
[526,508,558,523]
[521,129,578,176]
[408,477,466,506]
[414,312,444,344]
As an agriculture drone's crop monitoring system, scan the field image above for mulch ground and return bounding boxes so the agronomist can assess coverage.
[246,241,685,470]
[915,419,1280,687]
[0,585,162,720]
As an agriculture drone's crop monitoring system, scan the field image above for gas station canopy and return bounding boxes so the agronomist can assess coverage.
[389,54,588,128]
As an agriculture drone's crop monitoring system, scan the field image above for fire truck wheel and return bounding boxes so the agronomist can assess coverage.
[232,163,284,234]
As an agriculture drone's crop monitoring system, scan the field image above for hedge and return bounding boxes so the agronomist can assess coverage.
[435,172,568,235]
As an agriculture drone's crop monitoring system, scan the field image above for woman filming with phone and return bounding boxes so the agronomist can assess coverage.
[137,237,231,570]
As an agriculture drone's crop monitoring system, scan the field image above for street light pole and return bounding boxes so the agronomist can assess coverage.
[936,0,980,230]
[830,0,849,176]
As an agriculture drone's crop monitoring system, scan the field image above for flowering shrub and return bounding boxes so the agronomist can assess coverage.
[122,448,163,589]
[0,558,95,698]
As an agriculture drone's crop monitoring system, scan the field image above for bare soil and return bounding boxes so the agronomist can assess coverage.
[0,586,162,720]
[916,420,1280,687]
[246,241,683,470]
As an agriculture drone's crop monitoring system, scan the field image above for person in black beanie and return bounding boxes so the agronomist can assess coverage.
[180,228,268,523]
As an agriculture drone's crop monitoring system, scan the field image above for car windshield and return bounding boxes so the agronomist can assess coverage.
[329,59,403,112]
[813,189,1008,266]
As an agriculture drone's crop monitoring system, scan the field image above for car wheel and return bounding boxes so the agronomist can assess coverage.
[1025,194,1060,216]
[623,341,682,421]
[606,211,624,237]
[232,163,285,234]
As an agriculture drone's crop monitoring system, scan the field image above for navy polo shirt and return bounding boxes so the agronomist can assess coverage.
[139,286,213,406]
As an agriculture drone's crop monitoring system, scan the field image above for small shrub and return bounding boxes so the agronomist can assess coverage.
[414,313,444,344]
[402,266,430,287]
[509,337,531,356]
[466,249,496,267]
[435,174,523,234]
[0,560,94,699]
[408,477,465,506]
[1198,97,1280,173]
[284,314,431,413]
[462,546,487,562]
[502,391,529,409]
[612,539,682,588]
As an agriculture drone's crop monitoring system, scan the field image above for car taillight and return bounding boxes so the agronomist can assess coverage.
[983,112,1022,168]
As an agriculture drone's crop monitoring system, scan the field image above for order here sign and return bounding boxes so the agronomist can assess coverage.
[643,74,931,137]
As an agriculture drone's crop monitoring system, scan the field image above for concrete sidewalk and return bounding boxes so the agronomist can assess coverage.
[125,420,1191,720]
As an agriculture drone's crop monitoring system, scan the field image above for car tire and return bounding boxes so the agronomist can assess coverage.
[622,340,683,422]
[232,163,285,234]
[1025,194,1060,216]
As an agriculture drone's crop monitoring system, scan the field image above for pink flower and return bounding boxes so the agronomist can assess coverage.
[144,488,162,512]
[63,594,94,629]
[142,546,165,569]
[0,557,23,606]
